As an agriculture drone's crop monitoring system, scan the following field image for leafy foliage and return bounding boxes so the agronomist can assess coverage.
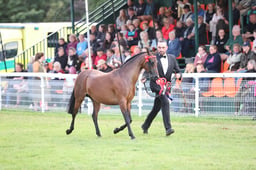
[0,0,105,23]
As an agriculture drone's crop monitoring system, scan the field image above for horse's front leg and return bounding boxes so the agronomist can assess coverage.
[120,102,135,140]
[113,103,132,134]
[92,101,101,137]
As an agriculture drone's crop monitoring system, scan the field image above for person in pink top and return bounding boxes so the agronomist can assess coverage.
[162,17,175,40]
[193,45,208,67]
[66,34,78,55]
[94,47,107,67]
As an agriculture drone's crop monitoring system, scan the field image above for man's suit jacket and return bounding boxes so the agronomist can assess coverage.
[150,53,181,93]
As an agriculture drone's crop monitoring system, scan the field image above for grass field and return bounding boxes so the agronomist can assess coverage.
[0,110,256,170]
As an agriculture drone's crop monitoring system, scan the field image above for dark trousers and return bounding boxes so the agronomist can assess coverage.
[142,94,172,130]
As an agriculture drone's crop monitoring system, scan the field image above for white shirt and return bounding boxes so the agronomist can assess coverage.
[160,54,168,75]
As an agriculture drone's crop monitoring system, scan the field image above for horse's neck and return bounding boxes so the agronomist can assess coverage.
[119,56,144,84]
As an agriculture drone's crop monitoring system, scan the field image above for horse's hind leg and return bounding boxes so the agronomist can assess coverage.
[92,101,101,137]
[66,94,86,135]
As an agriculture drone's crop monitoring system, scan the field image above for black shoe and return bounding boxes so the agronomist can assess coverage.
[141,125,148,134]
[166,128,175,136]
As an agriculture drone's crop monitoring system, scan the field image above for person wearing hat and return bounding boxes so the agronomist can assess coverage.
[179,4,192,24]
[94,47,107,67]
[177,0,192,19]
[96,59,113,73]
[240,41,256,70]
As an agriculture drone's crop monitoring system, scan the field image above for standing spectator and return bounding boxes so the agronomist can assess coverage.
[66,34,78,55]
[205,3,215,24]
[162,17,175,40]
[136,0,146,17]
[125,24,139,47]
[215,29,228,54]
[66,47,81,73]
[116,9,127,30]
[180,18,195,58]
[226,43,244,71]
[209,7,225,43]
[193,45,208,67]
[166,31,181,57]
[177,0,192,19]
[102,32,113,51]
[240,41,256,70]
[232,1,240,25]
[197,16,207,45]
[54,47,68,71]
[54,38,67,56]
[141,0,154,21]
[32,52,49,111]
[96,24,106,44]
[179,4,193,24]
[94,48,107,67]
[127,7,137,21]
[204,45,221,73]
[76,34,88,58]
[192,2,205,21]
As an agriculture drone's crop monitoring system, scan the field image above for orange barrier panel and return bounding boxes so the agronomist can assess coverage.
[224,77,236,97]
[212,77,225,97]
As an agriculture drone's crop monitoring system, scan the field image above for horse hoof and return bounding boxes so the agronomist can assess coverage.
[130,136,136,140]
[113,128,119,134]
[66,129,72,135]
[96,133,101,137]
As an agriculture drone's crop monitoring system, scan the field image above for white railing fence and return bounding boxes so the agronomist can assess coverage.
[0,72,256,117]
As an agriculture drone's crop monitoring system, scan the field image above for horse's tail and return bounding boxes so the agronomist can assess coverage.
[67,89,76,114]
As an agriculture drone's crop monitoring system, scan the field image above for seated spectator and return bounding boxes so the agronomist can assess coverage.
[138,31,156,51]
[253,29,256,53]
[193,45,208,67]
[153,20,162,31]
[132,19,142,38]
[179,4,192,25]
[106,48,119,69]
[141,47,150,53]
[54,38,67,56]
[166,31,181,57]
[197,16,207,45]
[240,41,256,70]
[243,13,256,41]
[90,33,101,56]
[205,3,215,25]
[136,0,146,17]
[66,47,82,73]
[133,46,141,56]
[54,47,68,71]
[76,34,88,58]
[96,24,106,43]
[116,9,127,30]
[126,0,136,14]
[165,9,176,25]
[162,17,175,40]
[125,24,139,47]
[83,47,96,67]
[180,18,195,58]
[51,61,65,74]
[221,25,243,60]
[215,29,228,54]
[141,0,154,21]
[209,7,225,43]
[94,47,107,67]
[127,7,137,21]
[89,25,98,37]
[226,43,244,71]
[204,45,221,73]
[155,29,166,45]
[114,32,129,50]
[142,22,155,40]
[124,49,132,62]
[177,0,192,19]
[96,59,113,73]
[102,32,113,51]
[175,21,186,39]
[111,42,124,67]
[107,24,116,41]
[120,24,129,39]
[66,34,78,55]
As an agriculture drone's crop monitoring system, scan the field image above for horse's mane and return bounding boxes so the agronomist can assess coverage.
[119,52,147,68]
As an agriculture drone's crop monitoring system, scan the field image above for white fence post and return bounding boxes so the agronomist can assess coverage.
[138,74,143,116]
[194,77,200,117]
[41,76,45,113]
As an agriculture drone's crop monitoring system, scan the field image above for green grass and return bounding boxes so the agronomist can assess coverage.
[0,110,256,170]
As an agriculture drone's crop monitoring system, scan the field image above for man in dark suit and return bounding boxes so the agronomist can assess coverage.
[141,40,181,136]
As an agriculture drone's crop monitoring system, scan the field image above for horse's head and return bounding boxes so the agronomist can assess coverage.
[144,54,159,79]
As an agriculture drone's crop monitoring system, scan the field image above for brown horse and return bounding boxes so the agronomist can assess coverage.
[66,52,159,139]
